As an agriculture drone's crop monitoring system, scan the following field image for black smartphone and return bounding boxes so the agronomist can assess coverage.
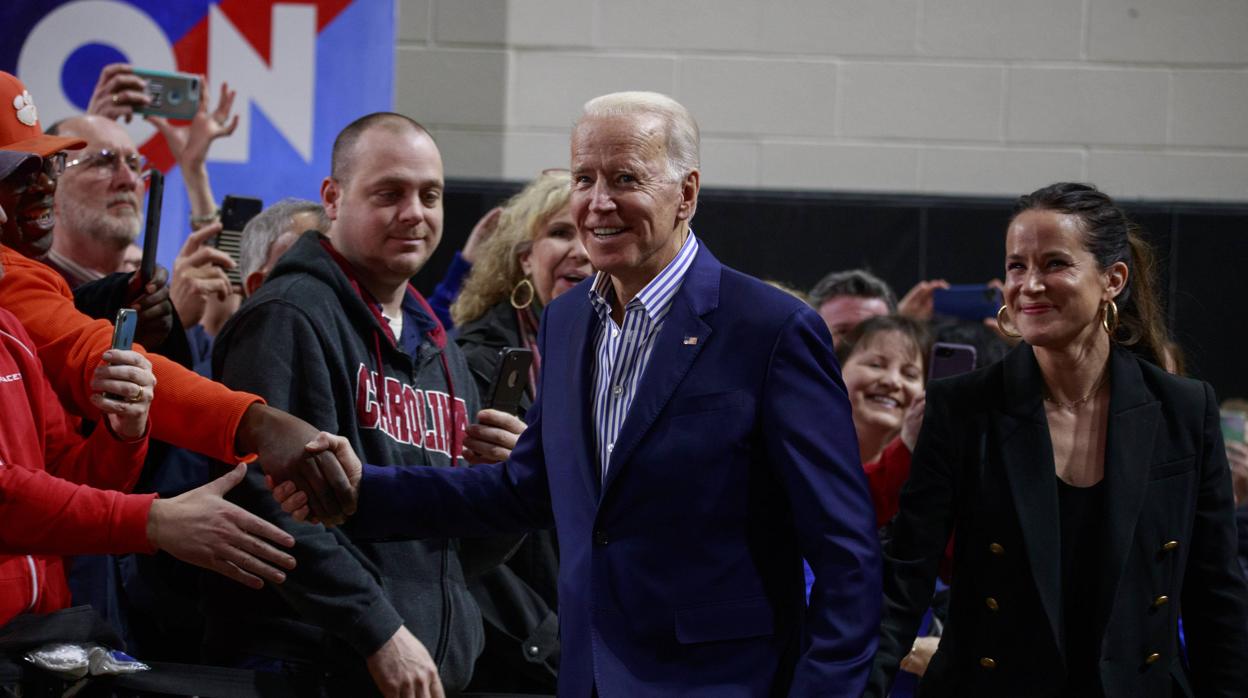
[932,284,1002,321]
[485,348,534,415]
[139,169,163,284]
[104,308,138,401]
[928,342,977,381]
[217,195,263,287]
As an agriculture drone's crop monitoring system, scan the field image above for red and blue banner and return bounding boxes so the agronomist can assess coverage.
[2,0,395,267]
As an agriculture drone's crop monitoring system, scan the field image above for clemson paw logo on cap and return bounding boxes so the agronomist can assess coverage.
[11,90,37,127]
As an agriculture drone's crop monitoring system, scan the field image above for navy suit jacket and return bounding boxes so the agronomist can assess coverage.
[351,245,881,697]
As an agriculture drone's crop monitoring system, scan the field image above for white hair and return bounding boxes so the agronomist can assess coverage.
[579,91,700,181]
[239,198,328,280]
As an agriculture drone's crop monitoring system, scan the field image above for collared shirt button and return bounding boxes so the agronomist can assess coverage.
[607,443,614,453]
[527,645,540,656]
[989,542,1005,556]
[980,657,997,670]
[1144,652,1161,665]
[1151,595,1170,609]
[985,597,999,611]
[612,385,623,397]
[1161,540,1179,553]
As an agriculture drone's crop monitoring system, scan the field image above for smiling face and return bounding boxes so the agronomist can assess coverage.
[841,329,924,440]
[1003,209,1126,350]
[53,116,145,250]
[520,204,591,305]
[323,124,444,291]
[0,165,57,257]
[570,113,698,295]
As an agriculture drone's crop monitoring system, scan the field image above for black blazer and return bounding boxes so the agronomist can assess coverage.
[867,344,1248,698]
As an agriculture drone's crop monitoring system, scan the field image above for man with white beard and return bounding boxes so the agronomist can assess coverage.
[44,115,145,285]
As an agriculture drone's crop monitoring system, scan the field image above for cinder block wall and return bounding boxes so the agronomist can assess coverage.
[395,0,1248,202]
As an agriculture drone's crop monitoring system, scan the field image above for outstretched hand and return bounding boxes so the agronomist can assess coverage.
[147,463,296,589]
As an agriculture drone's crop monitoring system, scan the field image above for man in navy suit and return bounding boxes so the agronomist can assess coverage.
[278,91,880,697]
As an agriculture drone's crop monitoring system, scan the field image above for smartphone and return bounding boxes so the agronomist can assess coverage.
[139,169,163,284]
[928,342,977,381]
[104,308,138,401]
[217,195,263,287]
[111,308,137,350]
[932,284,1002,321]
[133,68,201,120]
[1221,410,1247,445]
[485,348,534,415]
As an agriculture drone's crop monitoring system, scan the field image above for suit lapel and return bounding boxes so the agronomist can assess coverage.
[560,296,602,502]
[599,247,720,496]
[997,345,1065,653]
[1095,348,1159,635]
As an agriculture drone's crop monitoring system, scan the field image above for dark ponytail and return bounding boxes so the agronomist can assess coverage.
[1014,182,1169,366]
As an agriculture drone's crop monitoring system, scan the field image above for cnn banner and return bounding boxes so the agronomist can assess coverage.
[1,0,395,267]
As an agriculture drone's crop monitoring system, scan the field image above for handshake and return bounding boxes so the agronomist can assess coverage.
[268,408,525,525]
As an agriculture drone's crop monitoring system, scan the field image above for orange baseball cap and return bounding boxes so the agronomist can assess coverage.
[0,71,85,157]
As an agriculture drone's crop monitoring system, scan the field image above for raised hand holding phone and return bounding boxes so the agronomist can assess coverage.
[90,308,156,440]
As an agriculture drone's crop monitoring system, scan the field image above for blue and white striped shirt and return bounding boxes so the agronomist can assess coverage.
[589,232,700,483]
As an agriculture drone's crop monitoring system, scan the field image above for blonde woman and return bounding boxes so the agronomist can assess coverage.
[450,169,589,692]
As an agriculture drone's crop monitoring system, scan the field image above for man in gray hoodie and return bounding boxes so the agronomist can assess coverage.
[208,113,522,697]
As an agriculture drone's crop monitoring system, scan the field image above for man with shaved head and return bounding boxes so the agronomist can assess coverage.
[210,112,525,697]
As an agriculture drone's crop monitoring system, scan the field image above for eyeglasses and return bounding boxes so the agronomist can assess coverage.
[64,148,150,180]
[5,152,65,191]
[41,152,67,180]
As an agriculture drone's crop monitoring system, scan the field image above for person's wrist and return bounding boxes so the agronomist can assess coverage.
[190,208,220,227]
[146,498,166,549]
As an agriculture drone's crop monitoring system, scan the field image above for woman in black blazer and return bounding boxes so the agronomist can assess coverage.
[867,183,1248,698]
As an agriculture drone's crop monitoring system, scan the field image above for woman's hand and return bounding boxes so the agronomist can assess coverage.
[900,392,926,452]
[90,349,156,440]
[463,409,526,464]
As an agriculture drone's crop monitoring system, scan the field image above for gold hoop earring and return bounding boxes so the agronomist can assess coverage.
[510,278,535,310]
[1102,299,1119,335]
[996,305,1022,338]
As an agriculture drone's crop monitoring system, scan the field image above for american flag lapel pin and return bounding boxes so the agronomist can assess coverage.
[683,336,699,345]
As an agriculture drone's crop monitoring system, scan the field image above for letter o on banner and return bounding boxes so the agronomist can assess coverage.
[17,0,177,145]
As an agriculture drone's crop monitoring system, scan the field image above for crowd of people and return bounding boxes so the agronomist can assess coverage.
[1,61,1247,698]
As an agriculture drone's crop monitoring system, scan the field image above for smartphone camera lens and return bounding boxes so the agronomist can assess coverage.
[169,89,182,105]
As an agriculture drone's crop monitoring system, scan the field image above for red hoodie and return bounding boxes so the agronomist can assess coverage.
[0,306,155,626]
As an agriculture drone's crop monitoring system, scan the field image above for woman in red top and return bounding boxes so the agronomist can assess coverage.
[836,315,931,528]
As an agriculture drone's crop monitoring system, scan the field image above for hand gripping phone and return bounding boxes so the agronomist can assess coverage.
[485,348,534,416]
[132,68,201,120]
[216,195,263,287]
[104,308,138,402]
